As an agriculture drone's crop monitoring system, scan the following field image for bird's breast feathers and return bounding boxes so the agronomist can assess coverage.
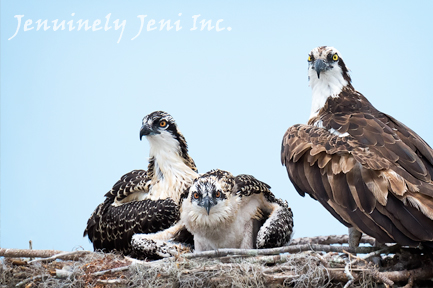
[148,140,198,202]
[309,74,347,120]
[181,194,263,244]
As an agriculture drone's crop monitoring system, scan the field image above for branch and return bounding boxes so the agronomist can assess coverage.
[290,234,376,246]
[342,246,397,287]
[313,265,433,286]
[91,258,169,277]
[343,258,355,288]
[181,244,380,259]
[91,265,130,276]
[15,274,50,287]
[0,248,64,258]
[381,267,433,283]
[28,250,92,263]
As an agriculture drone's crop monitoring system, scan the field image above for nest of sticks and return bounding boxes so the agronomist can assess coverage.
[1,235,433,288]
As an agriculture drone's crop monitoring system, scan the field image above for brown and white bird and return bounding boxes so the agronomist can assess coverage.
[281,46,433,248]
[132,169,293,255]
[84,111,198,254]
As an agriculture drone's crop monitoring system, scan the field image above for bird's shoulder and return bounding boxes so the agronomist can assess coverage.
[104,169,151,203]
[289,90,433,179]
[234,174,278,203]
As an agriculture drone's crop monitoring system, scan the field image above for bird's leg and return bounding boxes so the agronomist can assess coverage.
[348,227,362,249]
[348,229,383,266]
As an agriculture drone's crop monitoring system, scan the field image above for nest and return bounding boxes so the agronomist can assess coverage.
[1,235,433,287]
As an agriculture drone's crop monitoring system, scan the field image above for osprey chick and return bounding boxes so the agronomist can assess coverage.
[281,46,433,248]
[84,111,198,254]
[132,169,293,253]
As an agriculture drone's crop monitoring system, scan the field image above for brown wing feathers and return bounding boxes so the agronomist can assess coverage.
[282,106,433,245]
[84,198,180,254]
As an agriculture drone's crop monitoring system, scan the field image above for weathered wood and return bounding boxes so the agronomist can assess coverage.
[290,234,376,246]
[0,248,64,258]
[181,244,381,259]
[382,267,433,283]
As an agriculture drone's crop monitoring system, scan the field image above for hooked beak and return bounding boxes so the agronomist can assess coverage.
[202,196,212,215]
[314,59,328,79]
[139,124,156,140]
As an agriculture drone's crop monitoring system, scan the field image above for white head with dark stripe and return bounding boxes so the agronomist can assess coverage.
[139,111,191,160]
[183,170,238,228]
[140,111,180,147]
[307,46,353,118]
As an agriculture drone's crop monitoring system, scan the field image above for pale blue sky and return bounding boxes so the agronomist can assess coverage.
[1,1,432,252]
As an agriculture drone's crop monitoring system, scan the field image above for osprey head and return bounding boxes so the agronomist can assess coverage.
[139,111,197,177]
[307,46,351,84]
[189,177,227,215]
[187,170,235,217]
[307,47,354,119]
[140,111,177,139]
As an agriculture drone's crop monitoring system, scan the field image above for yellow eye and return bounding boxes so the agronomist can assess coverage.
[215,191,221,198]
[159,120,167,127]
[332,54,339,61]
[308,55,312,62]
[193,192,199,199]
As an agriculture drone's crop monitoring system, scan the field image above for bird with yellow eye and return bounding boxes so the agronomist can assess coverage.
[282,46,433,250]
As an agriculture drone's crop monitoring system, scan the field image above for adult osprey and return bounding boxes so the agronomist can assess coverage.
[281,46,433,248]
[84,111,198,254]
[132,169,293,255]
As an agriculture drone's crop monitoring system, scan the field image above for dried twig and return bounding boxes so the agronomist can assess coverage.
[343,255,355,288]
[342,245,397,287]
[181,244,380,259]
[28,250,91,263]
[97,278,128,284]
[90,258,169,277]
[29,240,33,261]
[361,244,399,261]
[91,265,130,276]
[15,274,50,287]
[290,234,376,246]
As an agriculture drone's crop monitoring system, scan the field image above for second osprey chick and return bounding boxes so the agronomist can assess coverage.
[133,169,293,253]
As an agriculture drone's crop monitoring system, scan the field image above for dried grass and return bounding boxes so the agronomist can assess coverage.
[2,238,433,288]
